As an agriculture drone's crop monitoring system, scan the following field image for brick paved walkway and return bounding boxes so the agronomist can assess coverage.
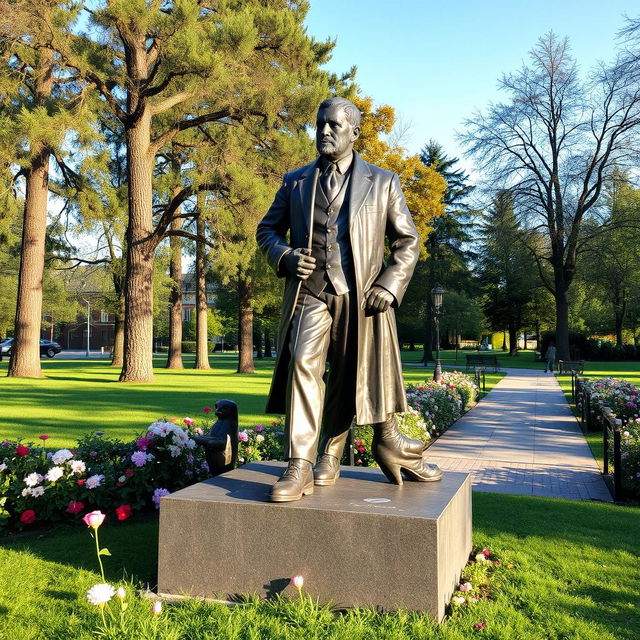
[424,369,612,501]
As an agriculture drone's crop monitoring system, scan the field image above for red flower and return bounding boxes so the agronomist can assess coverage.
[66,501,84,514]
[124,469,134,478]
[357,446,365,453]
[203,407,212,414]
[39,434,50,441]
[16,445,29,456]
[473,622,487,630]
[116,504,132,521]
[77,478,86,486]
[116,481,124,488]
[137,437,152,451]
[20,509,36,524]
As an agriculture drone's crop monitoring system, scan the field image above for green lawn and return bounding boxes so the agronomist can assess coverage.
[402,348,548,370]
[0,354,501,447]
[0,493,637,639]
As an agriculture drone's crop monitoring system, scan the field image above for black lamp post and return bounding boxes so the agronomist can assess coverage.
[431,283,444,382]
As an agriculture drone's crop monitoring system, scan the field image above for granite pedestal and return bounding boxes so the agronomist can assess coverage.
[157,461,471,621]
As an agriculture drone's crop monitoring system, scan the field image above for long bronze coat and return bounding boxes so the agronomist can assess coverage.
[256,152,420,425]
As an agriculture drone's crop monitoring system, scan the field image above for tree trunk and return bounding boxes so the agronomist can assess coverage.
[554,284,571,361]
[194,204,210,370]
[119,114,156,382]
[508,322,518,356]
[264,328,272,357]
[501,331,507,351]
[255,329,263,358]
[111,293,125,367]
[8,50,53,379]
[166,215,184,369]
[237,278,255,373]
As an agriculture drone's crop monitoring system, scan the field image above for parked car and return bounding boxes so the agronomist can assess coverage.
[0,338,62,358]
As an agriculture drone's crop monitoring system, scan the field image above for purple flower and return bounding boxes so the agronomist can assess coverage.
[255,425,265,432]
[131,451,148,467]
[152,488,170,508]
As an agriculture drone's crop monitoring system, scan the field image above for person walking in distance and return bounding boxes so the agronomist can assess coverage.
[545,341,557,373]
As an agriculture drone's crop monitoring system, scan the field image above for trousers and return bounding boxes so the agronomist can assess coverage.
[284,285,357,462]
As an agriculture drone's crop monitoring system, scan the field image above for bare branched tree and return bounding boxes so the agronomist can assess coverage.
[461,31,640,358]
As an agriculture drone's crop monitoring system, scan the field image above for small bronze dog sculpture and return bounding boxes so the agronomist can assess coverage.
[193,399,239,477]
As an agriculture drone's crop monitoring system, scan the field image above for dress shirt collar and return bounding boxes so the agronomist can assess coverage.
[320,151,354,176]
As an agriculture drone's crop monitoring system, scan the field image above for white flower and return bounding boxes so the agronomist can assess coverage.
[167,444,181,458]
[51,449,73,465]
[256,434,265,443]
[185,438,196,450]
[21,488,31,497]
[24,472,44,487]
[31,486,45,497]
[68,459,86,474]
[0,463,7,472]
[118,475,126,483]
[86,583,115,606]
[172,427,188,443]
[86,474,104,489]
[45,466,64,483]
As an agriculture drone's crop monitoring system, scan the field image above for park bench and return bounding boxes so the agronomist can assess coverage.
[465,354,499,373]
[558,359,585,375]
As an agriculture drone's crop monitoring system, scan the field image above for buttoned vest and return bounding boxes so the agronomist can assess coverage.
[304,174,354,296]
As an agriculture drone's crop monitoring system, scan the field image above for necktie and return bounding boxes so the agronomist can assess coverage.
[322,162,339,202]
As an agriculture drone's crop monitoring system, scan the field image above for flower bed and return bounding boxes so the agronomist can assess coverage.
[581,377,640,496]
[1,372,478,530]
[352,371,477,466]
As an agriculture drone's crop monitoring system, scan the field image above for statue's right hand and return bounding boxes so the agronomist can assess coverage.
[283,248,316,280]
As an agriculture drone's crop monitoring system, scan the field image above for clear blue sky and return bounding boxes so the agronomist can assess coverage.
[305,1,637,170]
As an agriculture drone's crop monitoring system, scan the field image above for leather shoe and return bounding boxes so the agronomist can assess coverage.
[270,459,314,502]
[313,454,340,486]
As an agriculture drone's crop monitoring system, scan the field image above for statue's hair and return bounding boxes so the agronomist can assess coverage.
[318,97,361,127]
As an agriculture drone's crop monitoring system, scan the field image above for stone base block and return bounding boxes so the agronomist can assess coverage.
[157,461,472,621]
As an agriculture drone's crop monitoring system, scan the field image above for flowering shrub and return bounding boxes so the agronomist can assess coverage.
[406,381,463,433]
[440,371,478,409]
[0,417,212,531]
[581,377,640,495]
[350,373,477,466]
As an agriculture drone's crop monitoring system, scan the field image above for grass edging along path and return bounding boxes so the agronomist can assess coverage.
[0,356,503,448]
[0,493,637,639]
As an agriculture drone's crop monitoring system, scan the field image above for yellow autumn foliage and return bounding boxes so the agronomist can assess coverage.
[353,95,446,257]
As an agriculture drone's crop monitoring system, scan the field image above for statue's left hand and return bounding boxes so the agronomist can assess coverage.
[364,286,394,313]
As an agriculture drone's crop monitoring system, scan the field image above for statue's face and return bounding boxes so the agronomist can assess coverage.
[316,104,360,161]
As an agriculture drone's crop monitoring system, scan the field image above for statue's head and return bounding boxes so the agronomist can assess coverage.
[316,97,361,162]
[215,399,238,423]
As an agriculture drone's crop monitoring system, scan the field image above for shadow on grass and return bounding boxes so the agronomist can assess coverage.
[0,516,160,588]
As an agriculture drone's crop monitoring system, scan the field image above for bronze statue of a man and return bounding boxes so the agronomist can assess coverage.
[257,97,442,502]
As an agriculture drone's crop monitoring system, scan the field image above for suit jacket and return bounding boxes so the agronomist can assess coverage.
[256,151,420,424]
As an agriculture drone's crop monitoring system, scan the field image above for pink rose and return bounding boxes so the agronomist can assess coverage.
[82,510,106,529]
[291,575,304,588]
[152,601,162,615]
